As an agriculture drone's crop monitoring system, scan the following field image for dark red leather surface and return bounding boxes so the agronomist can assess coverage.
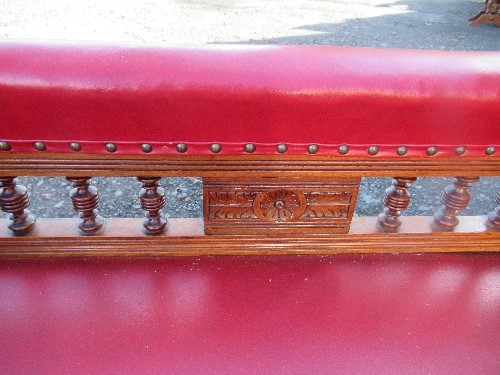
[0,41,499,157]
[1,254,499,374]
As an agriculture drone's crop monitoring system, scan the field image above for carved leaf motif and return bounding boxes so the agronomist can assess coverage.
[303,206,348,219]
[204,180,359,234]
[210,206,257,220]
[209,191,256,205]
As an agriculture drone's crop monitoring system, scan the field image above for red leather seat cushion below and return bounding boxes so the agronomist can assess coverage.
[0,42,499,157]
[0,254,499,374]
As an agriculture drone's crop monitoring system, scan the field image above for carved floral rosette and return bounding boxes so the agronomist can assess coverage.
[253,190,307,222]
[203,179,360,234]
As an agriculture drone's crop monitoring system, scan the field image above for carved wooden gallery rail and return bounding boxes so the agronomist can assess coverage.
[0,42,498,257]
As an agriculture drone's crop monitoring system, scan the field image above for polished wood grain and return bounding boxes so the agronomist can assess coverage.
[203,177,359,234]
[137,177,167,234]
[434,177,480,230]
[0,216,497,257]
[1,155,498,255]
[0,177,36,234]
[378,177,417,230]
[67,177,103,233]
[0,154,499,178]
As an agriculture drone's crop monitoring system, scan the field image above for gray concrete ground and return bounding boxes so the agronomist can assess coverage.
[1,0,498,50]
[2,0,499,219]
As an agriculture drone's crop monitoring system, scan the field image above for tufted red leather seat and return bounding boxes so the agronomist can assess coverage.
[0,41,499,157]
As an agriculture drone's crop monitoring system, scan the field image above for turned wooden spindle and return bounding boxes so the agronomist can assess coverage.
[434,177,480,230]
[0,177,36,234]
[138,177,167,234]
[469,0,500,27]
[67,177,103,233]
[378,177,417,230]
[487,192,500,229]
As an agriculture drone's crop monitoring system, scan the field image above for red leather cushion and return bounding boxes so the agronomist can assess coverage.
[1,254,499,374]
[0,41,498,157]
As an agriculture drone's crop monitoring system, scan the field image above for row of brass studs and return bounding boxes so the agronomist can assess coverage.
[0,141,497,156]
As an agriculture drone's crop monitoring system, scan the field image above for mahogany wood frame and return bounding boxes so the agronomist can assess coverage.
[0,152,498,257]
[0,153,499,178]
[1,42,499,256]
[0,216,498,257]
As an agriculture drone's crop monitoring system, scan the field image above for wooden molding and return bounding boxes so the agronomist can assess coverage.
[0,216,498,257]
[0,154,499,177]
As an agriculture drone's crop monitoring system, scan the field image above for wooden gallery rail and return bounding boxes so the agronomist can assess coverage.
[0,41,499,257]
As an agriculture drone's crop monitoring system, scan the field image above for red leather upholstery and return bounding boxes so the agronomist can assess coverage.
[0,41,498,157]
[1,254,499,374]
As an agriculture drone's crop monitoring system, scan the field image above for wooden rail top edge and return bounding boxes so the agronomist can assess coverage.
[0,154,499,177]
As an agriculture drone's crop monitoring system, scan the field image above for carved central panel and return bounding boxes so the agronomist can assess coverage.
[203,178,360,235]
